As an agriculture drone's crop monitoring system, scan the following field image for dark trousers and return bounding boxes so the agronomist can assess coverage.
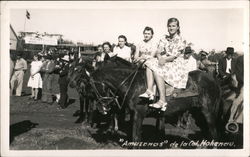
[42,74,54,103]
[59,79,69,108]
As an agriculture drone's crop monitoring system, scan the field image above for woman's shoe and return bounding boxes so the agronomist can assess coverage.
[139,92,150,98]
[149,100,168,111]
[139,90,154,100]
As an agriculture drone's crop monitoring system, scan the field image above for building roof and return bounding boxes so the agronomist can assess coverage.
[80,50,97,55]
[57,44,77,47]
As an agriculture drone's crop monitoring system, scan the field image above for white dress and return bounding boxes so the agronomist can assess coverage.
[27,61,43,88]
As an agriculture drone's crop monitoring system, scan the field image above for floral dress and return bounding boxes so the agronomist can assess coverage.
[147,34,190,89]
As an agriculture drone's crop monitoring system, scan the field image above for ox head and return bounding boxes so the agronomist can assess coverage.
[68,61,90,97]
[69,64,90,89]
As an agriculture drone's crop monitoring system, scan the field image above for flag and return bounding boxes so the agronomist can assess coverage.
[26,10,30,19]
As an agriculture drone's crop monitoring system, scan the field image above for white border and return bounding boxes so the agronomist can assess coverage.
[1,1,249,157]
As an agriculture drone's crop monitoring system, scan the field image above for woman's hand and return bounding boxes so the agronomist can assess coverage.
[134,57,145,63]
[158,57,166,66]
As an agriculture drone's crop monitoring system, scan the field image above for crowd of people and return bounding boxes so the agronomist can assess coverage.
[10,50,74,109]
[10,17,238,112]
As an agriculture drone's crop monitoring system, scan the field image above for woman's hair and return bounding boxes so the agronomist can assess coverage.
[118,35,127,43]
[102,42,112,49]
[143,26,154,35]
[118,35,129,46]
[167,17,180,35]
[33,54,41,60]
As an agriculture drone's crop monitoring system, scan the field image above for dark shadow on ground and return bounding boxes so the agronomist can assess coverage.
[10,120,39,144]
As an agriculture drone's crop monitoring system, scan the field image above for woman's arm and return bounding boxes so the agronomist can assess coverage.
[134,44,140,60]
[158,55,177,66]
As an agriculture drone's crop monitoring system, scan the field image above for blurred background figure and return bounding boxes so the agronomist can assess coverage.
[58,55,70,109]
[10,53,15,81]
[218,47,235,86]
[40,55,55,104]
[10,52,27,96]
[27,54,43,101]
[197,50,217,77]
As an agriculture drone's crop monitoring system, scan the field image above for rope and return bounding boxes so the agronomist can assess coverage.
[89,60,145,110]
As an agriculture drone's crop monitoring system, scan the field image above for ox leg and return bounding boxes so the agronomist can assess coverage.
[85,98,93,126]
[106,112,115,134]
[83,97,89,124]
[202,109,218,140]
[88,99,94,127]
[159,115,165,135]
[132,111,140,142]
[156,113,165,135]
[75,96,85,123]
[132,106,146,144]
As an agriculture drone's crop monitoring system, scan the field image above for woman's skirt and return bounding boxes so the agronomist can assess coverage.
[146,57,189,89]
[27,73,43,88]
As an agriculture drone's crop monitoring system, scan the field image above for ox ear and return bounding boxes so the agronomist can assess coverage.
[85,69,90,77]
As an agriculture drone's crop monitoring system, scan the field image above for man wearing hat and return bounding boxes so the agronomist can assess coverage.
[58,55,70,109]
[197,50,217,75]
[41,54,56,103]
[10,52,27,96]
[218,47,236,85]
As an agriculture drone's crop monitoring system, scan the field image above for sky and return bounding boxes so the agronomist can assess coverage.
[10,6,245,52]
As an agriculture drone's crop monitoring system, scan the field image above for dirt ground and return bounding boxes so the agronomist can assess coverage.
[9,67,243,150]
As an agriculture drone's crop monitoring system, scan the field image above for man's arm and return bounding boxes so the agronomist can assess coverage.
[59,65,69,77]
[47,62,55,73]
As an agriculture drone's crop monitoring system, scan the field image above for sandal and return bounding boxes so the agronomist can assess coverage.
[149,100,168,111]
[139,90,154,100]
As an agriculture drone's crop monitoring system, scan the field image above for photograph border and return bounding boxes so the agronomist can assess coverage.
[1,1,249,157]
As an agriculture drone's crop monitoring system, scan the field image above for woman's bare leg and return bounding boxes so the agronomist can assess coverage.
[34,88,38,99]
[31,88,34,98]
[153,72,166,103]
[146,67,154,92]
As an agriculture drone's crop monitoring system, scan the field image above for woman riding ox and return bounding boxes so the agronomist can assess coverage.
[139,17,197,111]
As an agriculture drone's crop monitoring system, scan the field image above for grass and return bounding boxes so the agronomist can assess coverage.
[10,126,122,150]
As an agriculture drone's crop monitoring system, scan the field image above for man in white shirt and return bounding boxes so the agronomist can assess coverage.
[113,35,132,62]
[10,52,27,96]
[218,47,235,85]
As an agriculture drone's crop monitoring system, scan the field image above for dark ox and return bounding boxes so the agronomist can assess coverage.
[68,58,95,124]
[70,56,224,143]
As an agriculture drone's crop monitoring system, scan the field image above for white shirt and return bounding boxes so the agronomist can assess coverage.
[226,58,232,73]
[113,45,132,62]
[30,61,43,75]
